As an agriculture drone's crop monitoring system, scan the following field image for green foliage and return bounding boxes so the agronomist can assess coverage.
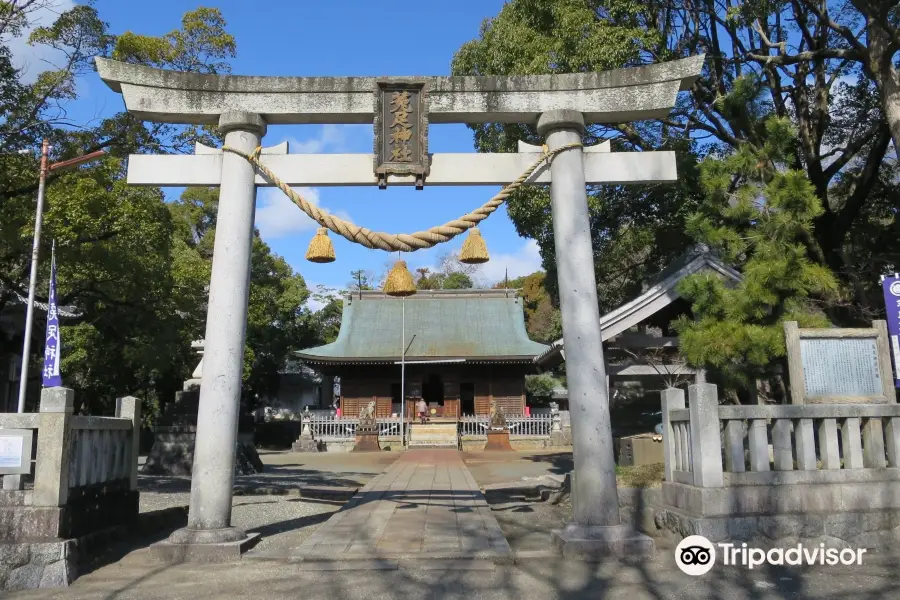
[494,271,561,343]
[454,0,900,327]
[675,117,840,390]
[169,188,318,404]
[452,0,701,313]
[112,8,235,74]
[414,253,478,290]
[312,294,344,345]
[347,269,375,291]
[525,372,559,398]
[0,6,311,416]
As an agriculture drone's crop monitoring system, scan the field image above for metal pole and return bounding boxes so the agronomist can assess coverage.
[400,295,406,447]
[16,139,50,413]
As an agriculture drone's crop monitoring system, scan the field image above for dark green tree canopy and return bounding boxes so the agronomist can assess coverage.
[0,6,315,416]
[453,0,899,325]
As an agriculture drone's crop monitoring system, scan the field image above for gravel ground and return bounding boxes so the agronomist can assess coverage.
[232,495,339,552]
[132,450,396,554]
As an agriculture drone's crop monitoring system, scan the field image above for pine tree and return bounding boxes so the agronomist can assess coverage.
[675,116,841,399]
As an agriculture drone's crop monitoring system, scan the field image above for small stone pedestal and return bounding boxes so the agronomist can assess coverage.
[291,412,320,452]
[292,429,319,452]
[551,523,655,560]
[484,428,513,451]
[352,427,380,452]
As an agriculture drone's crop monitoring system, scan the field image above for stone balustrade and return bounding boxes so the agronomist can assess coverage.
[662,385,900,488]
[658,384,900,550]
[0,388,141,590]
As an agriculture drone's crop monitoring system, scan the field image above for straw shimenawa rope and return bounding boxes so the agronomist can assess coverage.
[222,142,583,253]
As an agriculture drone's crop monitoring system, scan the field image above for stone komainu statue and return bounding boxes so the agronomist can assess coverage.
[359,400,377,429]
[489,398,507,429]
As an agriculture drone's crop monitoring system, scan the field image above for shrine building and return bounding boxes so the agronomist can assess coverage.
[295,288,548,420]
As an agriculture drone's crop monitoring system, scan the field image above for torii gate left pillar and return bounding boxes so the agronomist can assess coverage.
[167,112,266,551]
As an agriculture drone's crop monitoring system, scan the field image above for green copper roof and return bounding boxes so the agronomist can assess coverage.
[297,289,548,363]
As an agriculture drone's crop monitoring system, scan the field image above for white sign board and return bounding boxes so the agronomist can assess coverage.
[0,430,34,475]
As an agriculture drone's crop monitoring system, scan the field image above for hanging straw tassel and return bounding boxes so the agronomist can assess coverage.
[384,260,417,297]
[306,227,336,263]
[459,227,490,264]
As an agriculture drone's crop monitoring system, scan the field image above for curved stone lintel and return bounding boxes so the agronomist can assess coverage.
[95,55,705,126]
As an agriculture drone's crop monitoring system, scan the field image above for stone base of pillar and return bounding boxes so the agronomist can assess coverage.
[150,530,261,563]
[292,433,320,452]
[352,431,380,452]
[484,429,513,451]
[551,523,655,559]
[549,430,570,447]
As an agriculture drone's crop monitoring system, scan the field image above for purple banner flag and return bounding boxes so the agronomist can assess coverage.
[881,274,900,388]
[42,243,62,388]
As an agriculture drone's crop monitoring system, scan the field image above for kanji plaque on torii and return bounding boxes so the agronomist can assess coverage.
[374,81,429,189]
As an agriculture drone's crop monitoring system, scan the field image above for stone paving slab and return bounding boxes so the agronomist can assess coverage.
[283,449,513,563]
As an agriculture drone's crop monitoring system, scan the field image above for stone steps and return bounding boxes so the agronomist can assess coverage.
[408,424,458,449]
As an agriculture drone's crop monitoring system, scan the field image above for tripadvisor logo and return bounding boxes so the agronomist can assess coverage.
[675,535,868,576]
[675,536,716,576]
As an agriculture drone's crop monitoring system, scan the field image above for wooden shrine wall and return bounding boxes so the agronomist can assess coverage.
[335,364,527,417]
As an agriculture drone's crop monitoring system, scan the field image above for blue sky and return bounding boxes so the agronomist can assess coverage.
[10,0,544,305]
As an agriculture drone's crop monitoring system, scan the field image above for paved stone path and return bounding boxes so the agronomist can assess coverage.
[289,449,512,560]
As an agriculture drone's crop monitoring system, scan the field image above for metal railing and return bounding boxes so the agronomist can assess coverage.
[458,414,553,437]
[307,415,403,440]
[507,414,553,437]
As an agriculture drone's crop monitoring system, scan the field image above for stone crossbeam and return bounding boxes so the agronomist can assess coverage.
[95,56,703,125]
[126,150,676,187]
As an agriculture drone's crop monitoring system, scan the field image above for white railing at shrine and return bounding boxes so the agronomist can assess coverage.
[458,414,553,438]
[459,415,490,437]
[507,414,553,437]
[306,415,403,440]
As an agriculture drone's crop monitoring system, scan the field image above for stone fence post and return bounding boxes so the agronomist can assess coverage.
[116,396,141,491]
[688,383,724,488]
[661,387,685,482]
[32,387,74,507]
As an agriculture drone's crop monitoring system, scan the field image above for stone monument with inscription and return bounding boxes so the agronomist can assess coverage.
[95,53,703,560]
[142,343,263,476]
[784,320,897,404]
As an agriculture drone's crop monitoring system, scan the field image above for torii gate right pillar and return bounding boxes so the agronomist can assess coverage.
[539,110,654,556]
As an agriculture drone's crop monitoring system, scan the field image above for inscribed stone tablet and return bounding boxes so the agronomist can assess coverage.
[0,435,24,469]
[800,338,881,398]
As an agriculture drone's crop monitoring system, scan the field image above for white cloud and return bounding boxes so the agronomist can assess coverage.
[255,124,364,239]
[255,186,324,239]
[255,186,353,240]
[5,0,76,83]
[286,124,371,154]
[474,239,543,285]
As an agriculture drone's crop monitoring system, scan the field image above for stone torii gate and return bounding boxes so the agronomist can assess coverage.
[96,55,703,559]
